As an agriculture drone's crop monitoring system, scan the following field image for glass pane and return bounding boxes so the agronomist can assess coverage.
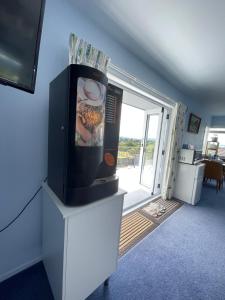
[141,114,159,188]
[117,103,145,192]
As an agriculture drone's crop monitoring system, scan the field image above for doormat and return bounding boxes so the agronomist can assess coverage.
[119,211,156,257]
[140,197,183,224]
[119,198,182,256]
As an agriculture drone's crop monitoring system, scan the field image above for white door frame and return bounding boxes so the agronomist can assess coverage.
[153,107,171,195]
[140,108,163,192]
[107,64,175,196]
[108,64,175,109]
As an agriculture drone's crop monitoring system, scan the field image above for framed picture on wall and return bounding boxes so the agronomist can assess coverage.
[187,113,201,134]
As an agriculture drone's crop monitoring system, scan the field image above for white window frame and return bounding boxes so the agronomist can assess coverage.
[107,64,177,196]
[107,64,175,110]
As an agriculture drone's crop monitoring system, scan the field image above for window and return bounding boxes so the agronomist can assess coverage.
[208,130,225,157]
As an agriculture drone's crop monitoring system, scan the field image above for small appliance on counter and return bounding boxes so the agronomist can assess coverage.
[179,149,202,165]
[48,64,123,206]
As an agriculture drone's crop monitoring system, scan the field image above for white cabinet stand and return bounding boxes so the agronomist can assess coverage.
[42,183,125,300]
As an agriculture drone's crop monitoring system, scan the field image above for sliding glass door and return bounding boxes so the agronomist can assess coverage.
[140,108,163,192]
[117,101,167,199]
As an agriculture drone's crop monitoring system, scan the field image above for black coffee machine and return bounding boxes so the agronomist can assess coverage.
[48,64,123,206]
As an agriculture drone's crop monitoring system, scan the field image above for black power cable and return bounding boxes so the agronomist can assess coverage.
[0,177,47,233]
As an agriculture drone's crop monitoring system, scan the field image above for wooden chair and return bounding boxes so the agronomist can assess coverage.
[203,160,224,191]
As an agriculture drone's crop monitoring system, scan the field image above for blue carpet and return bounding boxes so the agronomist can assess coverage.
[1,184,225,300]
[87,184,225,300]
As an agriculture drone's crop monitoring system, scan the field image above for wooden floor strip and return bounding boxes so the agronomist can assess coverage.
[121,213,142,226]
[120,220,151,244]
[119,212,155,256]
[120,223,152,248]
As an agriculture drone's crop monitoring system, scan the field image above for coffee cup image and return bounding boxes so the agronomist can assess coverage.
[83,79,101,101]
[77,78,105,106]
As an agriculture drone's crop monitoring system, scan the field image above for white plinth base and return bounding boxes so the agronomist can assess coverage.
[42,183,125,300]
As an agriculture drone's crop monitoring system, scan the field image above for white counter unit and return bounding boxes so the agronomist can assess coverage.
[173,163,205,205]
[42,183,125,300]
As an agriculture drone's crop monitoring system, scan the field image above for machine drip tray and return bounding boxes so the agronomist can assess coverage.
[66,176,119,206]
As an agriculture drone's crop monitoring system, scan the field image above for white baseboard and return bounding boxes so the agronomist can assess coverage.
[0,256,42,283]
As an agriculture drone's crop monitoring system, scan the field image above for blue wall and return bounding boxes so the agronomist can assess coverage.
[211,116,225,128]
[182,105,209,150]
[0,0,209,279]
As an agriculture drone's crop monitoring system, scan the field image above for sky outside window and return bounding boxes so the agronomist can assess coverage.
[119,103,158,139]
[208,133,225,146]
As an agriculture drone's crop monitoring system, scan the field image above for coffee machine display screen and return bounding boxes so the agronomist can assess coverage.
[75,77,106,146]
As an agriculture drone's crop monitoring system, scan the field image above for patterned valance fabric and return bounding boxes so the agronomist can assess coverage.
[161,102,187,200]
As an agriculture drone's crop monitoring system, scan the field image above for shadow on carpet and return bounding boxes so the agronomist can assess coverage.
[0,262,53,300]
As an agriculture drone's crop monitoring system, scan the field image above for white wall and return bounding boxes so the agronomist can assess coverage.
[0,0,210,280]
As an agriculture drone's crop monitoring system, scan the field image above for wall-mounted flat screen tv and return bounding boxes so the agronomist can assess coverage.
[0,0,45,94]
[187,113,201,134]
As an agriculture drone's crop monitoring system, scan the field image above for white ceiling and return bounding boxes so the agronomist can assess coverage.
[72,0,225,103]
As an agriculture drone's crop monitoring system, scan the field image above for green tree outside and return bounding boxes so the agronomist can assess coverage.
[118,137,155,167]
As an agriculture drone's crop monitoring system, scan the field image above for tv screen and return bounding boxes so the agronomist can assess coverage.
[187,113,201,134]
[0,0,45,93]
